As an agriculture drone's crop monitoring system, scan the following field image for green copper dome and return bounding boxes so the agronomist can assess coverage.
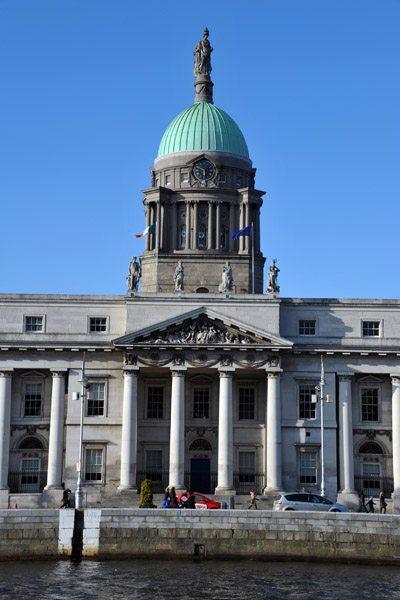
[157,100,249,159]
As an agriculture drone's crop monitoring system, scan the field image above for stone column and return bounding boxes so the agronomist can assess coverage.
[244,203,249,252]
[145,205,150,251]
[207,203,213,250]
[229,205,235,251]
[264,371,283,494]
[0,371,12,490]
[160,202,164,251]
[392,377,400,495]
[193,202,198,249]
[169,369,186,490]
[171,203,178,251]
[45,371,66,489]
[119,368,139,491]
[185,203,191,250]
[239,202,244,252]
[215,370,235,494]
[156,201,161,251]
[338,375,355,493]
[215,202,221,250]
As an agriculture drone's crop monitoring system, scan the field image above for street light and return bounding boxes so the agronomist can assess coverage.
[311,356,332,498]
[74,354,88,510]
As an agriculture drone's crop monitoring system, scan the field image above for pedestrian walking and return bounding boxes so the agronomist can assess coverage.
[60,488,71,509]
[367,495,376,513]
[358,491,367,513]
[379,491,387,514]
[247,489,258,510]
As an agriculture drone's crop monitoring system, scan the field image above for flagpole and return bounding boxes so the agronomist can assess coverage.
[155,221,159,294]
[251,221,255,294]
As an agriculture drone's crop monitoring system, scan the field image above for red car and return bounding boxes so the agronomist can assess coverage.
[192,492,221,509]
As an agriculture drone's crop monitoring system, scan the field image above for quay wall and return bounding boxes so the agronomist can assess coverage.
[1,508,400,564]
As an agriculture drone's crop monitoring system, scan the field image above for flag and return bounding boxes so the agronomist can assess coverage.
[136,223,156,238]
[232,225,252,240]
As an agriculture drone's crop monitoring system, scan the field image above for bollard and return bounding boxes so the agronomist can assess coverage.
[221,501,227,509]
[229,495,235,509]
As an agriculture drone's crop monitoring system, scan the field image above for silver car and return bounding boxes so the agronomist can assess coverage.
[273,492,348,512]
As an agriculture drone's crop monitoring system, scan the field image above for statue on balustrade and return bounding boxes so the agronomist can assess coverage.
[126,256,141,292]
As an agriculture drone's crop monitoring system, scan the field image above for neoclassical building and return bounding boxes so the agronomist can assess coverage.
[0,31,399,511]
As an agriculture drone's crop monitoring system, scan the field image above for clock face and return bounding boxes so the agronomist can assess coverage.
[193,160,215,181]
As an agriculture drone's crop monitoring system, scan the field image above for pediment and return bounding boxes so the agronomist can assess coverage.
[114,307,293,349]
[20,370,47,379]
[358,375,383,384]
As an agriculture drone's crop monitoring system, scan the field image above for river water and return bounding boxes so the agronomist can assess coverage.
[0,559,398,600]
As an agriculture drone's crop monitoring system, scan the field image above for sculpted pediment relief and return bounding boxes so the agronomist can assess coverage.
[114,307,293,350]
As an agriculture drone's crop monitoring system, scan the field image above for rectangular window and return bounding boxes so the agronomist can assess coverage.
[239,388,255,420]
[180,172,188,183]
[25,316,43,333]
[146,450,162,481]
[361,388,379,422]
[24,383,42,417]
[85,448,103,482]
[219,173,226,184]
[87,382,105,416]
[89,317,107,332]
[20,458,40,492]
[239,452,255,483]
[147,386,164,419]
[299,385,316,419]
[236,176,242,187]
[299,451,317,484]
[165,174,171,185]
[299,320,316,336]
[193,388,209,419]
[362,463,381,492]
[362,321,380,337]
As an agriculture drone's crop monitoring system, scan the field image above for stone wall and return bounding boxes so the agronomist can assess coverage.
[0,509,60,560]
[1,508,400,564]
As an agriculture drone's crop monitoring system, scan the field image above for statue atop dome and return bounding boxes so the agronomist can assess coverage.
[193,28,214,103]
[194,28,213,77]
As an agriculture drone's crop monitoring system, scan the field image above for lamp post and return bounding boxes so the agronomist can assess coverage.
[312,356,332,498]
[75,354,87,510]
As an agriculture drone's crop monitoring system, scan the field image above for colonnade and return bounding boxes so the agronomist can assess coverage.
[144,198,261,255]
[2,369,400,496]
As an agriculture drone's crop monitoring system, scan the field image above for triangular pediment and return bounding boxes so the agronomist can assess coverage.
[20,370,47,379]
[358,375,383,384]
[114,307,293,349]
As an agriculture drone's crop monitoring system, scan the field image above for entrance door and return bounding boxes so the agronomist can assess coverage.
[190,459,211,493]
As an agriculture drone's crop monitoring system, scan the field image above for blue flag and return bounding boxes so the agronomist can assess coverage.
[232,225,252,240]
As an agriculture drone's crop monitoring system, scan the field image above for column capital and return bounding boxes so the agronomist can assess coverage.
[0,371,13,378]
[171,368,187,377]
[123,366,139,375]
[51,370,67,378]
[265,370,282,379]
[391,375,400,385]
[338,373,353,382]
[218,369,234,378]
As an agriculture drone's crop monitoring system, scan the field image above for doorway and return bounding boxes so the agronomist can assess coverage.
[190,458,211,493]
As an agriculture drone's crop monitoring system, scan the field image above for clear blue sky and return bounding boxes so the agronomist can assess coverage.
[1,0,399,298]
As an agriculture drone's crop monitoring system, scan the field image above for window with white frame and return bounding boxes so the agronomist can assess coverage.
[165,174,172,185]
[299,320,316,336]
[145,450,162,481]
[362,321,380,337]
[87,382,105,416]
[238,451,256,483]
[24,383,42,417]
[299,451,317,484]
[89,317,107,332]
[299,385,316,420]
[180,172,188,183]
[239,388,255,420]
[25,316,44,333]
[193,387,209,419]
[147,386,164,419]
[20,458,40,492]
[361,388,379,422]
[84,448,103,482]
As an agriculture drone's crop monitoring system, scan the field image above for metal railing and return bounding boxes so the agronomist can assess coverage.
[354,475,393,498]
[8,471,47,494]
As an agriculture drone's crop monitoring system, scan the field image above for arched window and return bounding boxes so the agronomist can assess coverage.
[198,224,207,248]
[179,224,186,248]
[359,441,383,454]
[189,438,212,451]
[219,225,227,249]
[19,437,44,450]
[196,287,209,293]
